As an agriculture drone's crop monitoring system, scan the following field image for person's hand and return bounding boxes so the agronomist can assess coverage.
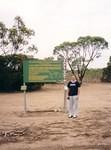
[67,96,70,100]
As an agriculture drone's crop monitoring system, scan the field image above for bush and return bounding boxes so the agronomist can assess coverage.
[101,56,111,82]
[101,67,111,82]
[0,55,43,92]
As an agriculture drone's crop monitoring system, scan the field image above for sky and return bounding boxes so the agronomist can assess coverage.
[0,0,111,68]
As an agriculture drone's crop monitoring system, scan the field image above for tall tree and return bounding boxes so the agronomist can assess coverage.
[0,16,38,56]
[53,36,108,84]
[0,22,8,55]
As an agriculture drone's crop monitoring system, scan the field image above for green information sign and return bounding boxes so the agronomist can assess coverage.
[23,60,63,83]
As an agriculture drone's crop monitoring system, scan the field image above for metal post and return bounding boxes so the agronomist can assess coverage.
[64,58,67,113]
[23,82,27,113]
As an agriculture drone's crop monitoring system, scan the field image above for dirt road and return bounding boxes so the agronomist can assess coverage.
[0,83,111,150]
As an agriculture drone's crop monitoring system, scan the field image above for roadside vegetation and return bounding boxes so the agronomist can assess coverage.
[0,16,110,92]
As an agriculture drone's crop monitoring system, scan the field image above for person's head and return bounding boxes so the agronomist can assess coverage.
[71,75,76,81]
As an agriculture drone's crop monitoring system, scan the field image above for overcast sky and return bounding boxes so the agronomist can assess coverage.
[0,0,111,68]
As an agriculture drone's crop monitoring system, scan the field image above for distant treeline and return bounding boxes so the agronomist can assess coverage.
[84,69,103,83]
[66,68,110,83]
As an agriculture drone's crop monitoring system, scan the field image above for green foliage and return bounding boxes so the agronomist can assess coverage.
[84,69,103,82]
[0,16,40,91]
[101,56,111,82]
[53,36,108,84]
[0,22,8,55]
[66,69,103,83]
[0,54,26,91]
[0,55,43,92]
[0,16,38,56]
[77,36,108,48]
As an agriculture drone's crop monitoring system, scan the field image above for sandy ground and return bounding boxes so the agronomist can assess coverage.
[0,83,111,150]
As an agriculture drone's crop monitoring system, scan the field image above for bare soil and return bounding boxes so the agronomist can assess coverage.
[0,83,111,150]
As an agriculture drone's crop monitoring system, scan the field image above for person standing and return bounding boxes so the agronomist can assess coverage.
[67,75,80,118]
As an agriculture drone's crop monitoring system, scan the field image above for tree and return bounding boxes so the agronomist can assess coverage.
[53,36,108,84]
[0,16,38,56]
[0,22,8,55]
[101,56,111,82]
[0,16,40,92]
